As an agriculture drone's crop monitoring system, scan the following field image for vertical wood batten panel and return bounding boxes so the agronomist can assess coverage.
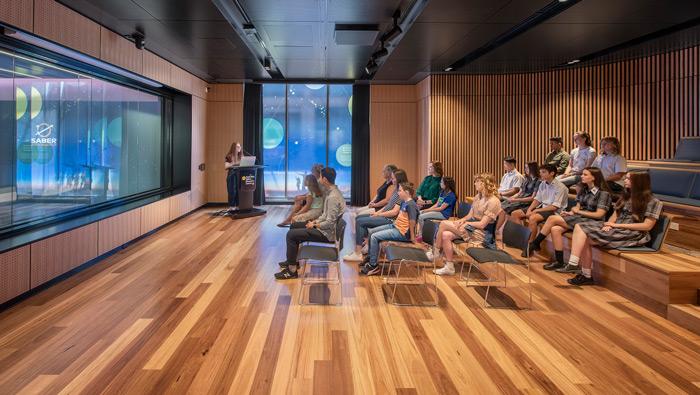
[430,45,700,197]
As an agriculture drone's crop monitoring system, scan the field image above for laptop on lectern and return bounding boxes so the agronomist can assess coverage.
[239,156,256,166]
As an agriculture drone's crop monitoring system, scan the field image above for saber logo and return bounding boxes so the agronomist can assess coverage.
[31,123,57,145]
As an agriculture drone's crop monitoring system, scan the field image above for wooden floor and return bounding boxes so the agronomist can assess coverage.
[1,206,700,394]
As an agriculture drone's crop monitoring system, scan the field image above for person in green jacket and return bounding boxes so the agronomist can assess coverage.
[416,161,443,209]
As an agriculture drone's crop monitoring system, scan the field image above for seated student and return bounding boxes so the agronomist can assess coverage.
[416,161,443,209]
[278,174,324,226]
[429,173,501,276]
[527,167,612,270]
[592,136,627,194]
[282,164,324,223]
[510,164,568,252]
[557,131,596,187]
[355,164,397,217]
[501,161,541,215]
[562,171,662,285]
[497,157,524,199]
[417,176,457,231]
[544,137,570,175]
[275,167,346,280]
[360,182,420,276]
[344,169,408,261]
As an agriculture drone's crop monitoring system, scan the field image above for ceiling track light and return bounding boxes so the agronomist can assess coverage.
[444,66,453,72]
[263,57,272,71]
[364,60,378,75]
[567,59,580,65]
[372,42,389,60]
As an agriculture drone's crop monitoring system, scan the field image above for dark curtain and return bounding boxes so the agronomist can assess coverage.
[351,84,371,206]
[243,83,264,205]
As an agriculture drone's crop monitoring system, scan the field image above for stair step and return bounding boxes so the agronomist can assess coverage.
[668,304,700,336]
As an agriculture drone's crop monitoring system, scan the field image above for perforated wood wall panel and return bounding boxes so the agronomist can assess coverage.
[33,0,100,57]
[30,224,98,288]
[98,209,142,255]
[0,0,33,31]
[170,65,193,94]
[0,245,30,304]
[141,198,170,235]
[100,27,143,74]
[370,85,419,192]
[206,85,244,203]
[429,46,700,197]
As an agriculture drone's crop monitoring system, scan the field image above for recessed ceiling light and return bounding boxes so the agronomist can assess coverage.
[558,0,568,2]
[567,59,580,65]
[444,66,453,72]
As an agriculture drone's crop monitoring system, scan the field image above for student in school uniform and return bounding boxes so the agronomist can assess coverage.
[557,131,596,187]
[501,161,541,215]
[544,136,570,175]
[510,164,568,254]
[527,167,612,270]
[497,156,524,199]
[591,136,627,194]
[562,171,663,285]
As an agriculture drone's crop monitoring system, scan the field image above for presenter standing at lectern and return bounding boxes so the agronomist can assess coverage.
[225,142,242,213]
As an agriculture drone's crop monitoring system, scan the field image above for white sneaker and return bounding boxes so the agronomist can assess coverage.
[361,244,368,255]
[426,250,434,261]
[344,252,363,261]
[433,261,455,276]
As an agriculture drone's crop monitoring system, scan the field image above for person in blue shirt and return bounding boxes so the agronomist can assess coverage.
[416,177,457,233]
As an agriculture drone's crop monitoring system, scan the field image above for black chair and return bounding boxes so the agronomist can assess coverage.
[297,217,346,305]
[456,201,472,219]
[379,243,438,306]
[616,215,671,253]
[463,220,533,308]
[421,219,440,246]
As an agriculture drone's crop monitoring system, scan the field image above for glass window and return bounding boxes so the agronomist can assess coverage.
[262,83,352,201]
[0,49,163,231]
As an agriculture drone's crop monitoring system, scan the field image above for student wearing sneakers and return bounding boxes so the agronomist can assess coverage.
[430,173,501,276]
[527,167,612,270]
[417,177,457,231]
[591,136,627,194]
[344,169,408,262]
[557,131,596,187]
[275,167,346,280]
[501,162,541,215]
[355,164,397,216]
[510,164,568,249]
[543,137,569,175]
[563,171,662,286]
[360,182,420,276]
[497,157,524,199]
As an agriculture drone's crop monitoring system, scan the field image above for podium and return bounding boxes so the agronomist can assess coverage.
[230,165,266,219]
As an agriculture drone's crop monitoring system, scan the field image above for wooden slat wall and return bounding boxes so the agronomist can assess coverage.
[429,46,700,197]
[0,0,32,32]
[0,245,30,304]
[33,0,100,58]
[369,85,419,193]
[141,199,171,235]
[100,27,143,74]
[416,77,432,181]
[30,224,98,288]
[169,191,192,221]
[206,84,244,203]
[97,209,142,256]
[142,50,172,86]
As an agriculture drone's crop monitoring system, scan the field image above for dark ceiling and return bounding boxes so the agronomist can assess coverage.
[57,0,700,83]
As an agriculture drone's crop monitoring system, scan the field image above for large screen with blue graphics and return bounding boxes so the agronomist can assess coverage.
[0,49,163,230]
[262,83,352,200]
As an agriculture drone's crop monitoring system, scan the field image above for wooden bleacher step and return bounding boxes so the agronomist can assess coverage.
[667,304,700,336]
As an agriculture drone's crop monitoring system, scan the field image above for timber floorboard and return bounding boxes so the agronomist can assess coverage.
[0,206,699,394]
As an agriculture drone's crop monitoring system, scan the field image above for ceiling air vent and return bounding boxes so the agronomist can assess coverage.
[334,24,379,45]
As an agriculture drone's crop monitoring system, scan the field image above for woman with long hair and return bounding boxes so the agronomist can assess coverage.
[501,161,541,214]
[224,141,243,212]
[416,176,457,231]
[558,131,597,187]
[562,171,662,285]
[416,161,443,209]
[526,167,612,270]
[430,173,502,276]
[592,136,627,193]
[278,175,324,225]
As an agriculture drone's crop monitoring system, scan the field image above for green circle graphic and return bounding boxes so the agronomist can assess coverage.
[263,117,284,149]
[30,86,42,119]
[107,117,123,147]
[348,95,353,116]
[336,144,352,167]
[16,87,27,120]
